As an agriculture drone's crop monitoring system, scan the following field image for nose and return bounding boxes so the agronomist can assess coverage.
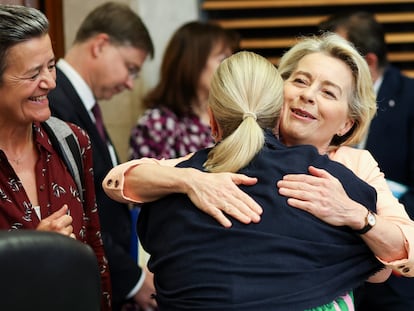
[39,70,56,90]
[124,76,134,90]
[300,86,316,104]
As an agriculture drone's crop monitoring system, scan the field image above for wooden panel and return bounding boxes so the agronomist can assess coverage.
[201,0,414,74]
[43,0,64,59]
[388,51,414,62]
[376,12,414,23]
[386,33,414,44]
[212,16,327,29]
[241,37,297,49]
[203,0,414,10]
[403,70,414,77]
[240,32,414,50]
[269,51,414,67]
[212,12,414,29]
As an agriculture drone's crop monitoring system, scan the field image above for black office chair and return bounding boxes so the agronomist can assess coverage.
[0,230,101,311]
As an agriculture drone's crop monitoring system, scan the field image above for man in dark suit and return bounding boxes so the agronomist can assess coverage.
[48,2,156,310]
[320,11,414,311]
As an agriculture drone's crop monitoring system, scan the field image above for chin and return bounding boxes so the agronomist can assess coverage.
[34,109,52,122]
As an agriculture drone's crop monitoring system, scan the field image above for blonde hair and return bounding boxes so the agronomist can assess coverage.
[204,51,283,173]
[278,32,377,148]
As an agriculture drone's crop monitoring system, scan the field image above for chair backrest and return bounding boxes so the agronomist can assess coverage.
[0,230,101,311]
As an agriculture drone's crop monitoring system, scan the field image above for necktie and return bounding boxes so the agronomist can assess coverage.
[92,103,107,142]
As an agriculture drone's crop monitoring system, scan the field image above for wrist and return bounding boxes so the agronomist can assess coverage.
[180,168,199,195]
[347,202,368,230]
[353,208,377,234]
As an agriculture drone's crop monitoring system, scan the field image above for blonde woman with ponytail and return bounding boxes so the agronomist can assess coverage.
[204,51,282,173]
[104,50,385,310]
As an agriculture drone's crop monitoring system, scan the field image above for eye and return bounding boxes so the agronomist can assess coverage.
[29,72,40,80]
[48,63,56,72]
[322,88,337,99]
[127,66,140,80]
[292,77,308,85]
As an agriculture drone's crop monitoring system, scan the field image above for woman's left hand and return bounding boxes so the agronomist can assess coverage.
[277,165,365,227]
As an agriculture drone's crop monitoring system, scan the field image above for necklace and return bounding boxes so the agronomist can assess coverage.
[1,130,34,166]
[6,145,32,166]
[8,153,27,165]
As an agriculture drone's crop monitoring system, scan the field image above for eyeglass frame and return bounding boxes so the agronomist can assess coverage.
[112,43,141,80]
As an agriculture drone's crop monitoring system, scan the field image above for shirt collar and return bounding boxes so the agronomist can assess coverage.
[57,59,96,112]
[373,74,383,95]
[33,122,54,154]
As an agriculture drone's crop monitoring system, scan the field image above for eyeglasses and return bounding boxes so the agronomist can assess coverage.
[126,66,140,80]
[114,45,141,80]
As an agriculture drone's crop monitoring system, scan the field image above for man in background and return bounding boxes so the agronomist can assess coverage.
[319,11,414,311]
[48,2,156,310]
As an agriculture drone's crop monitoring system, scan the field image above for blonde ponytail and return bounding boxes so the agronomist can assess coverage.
[204,51,283,173]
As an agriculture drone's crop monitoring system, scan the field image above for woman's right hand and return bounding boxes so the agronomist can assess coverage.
[36,204,75,238]
[186,170,262,228]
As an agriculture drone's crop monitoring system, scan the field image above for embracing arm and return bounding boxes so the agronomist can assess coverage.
[333,147,414,275]
[277,165,406,281]
[103,157,261,227]
[277,147,414,277]
[103,157,186,203]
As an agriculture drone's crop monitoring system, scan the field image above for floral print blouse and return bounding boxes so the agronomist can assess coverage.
[0,121,111,311]
[129,106,214,160]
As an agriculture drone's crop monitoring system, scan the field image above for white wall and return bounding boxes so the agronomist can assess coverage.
[136,0,199,91]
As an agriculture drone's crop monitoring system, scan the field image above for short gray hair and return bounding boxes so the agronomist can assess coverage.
[0,5,49,83]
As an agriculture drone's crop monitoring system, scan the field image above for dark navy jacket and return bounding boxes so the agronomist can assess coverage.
[138,131,382,311]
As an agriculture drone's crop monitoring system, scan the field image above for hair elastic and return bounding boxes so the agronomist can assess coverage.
[243,112,257,121]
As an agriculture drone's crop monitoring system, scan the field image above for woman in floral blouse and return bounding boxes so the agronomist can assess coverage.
[0,5,111,310]
[129,21,239,160]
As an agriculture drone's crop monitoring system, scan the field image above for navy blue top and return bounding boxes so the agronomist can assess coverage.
[138,130,383,311]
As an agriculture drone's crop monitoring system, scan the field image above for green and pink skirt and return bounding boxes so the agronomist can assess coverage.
[305,291,354,311]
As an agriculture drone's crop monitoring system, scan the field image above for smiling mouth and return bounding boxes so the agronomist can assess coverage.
[29,95,47,102]
[291,108,316,119]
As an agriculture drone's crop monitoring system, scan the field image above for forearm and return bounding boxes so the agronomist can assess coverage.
[359,216,407,263]
[103,157,261,227]
[278,164,412,274]
[360,161,414,273]
[124,164,200,202]
[369,214,414,276]
[330,147,414,274]
[103,157,187,203]
[346,198,408,267]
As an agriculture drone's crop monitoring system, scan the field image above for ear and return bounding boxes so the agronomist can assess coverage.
[337,118,355,137]
[208,107,220,141]
[364,52,378,67]
[364,52,379,82]
[91,33,111,58]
